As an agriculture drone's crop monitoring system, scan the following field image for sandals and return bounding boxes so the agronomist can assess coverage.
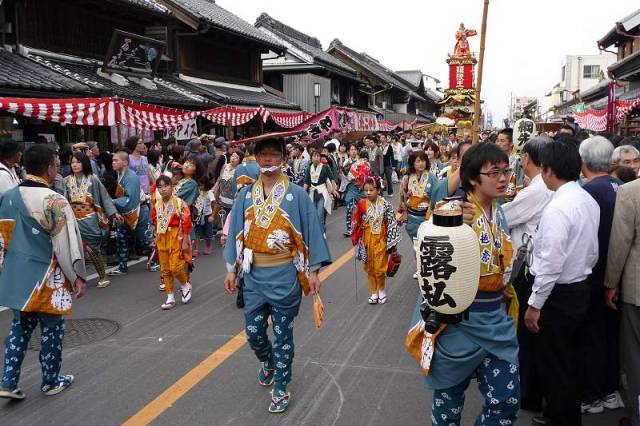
[368,295,379,304]
[0,387,26,400]
[258,365,275,386]
[269,390,291,413]
[378,296,388,305]
[161,301,176,310]
[180,283,192,304]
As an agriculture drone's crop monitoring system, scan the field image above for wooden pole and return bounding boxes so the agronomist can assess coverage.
[472,0,489,144]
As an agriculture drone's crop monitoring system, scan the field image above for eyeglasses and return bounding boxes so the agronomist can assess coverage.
[479,168,513,179]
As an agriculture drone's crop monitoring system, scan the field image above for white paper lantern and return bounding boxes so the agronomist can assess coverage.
[415,200,480,315]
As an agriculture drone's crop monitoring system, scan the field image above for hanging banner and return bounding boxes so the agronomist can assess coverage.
[513,118,537,152]
[163,118,198,140]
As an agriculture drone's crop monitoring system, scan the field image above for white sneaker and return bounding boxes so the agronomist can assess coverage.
[603,392,625,410]
[180,282,192,304]
[97,279,110,288]
[581,400,604,414]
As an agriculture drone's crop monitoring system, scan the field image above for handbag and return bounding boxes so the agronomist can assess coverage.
[387,253,402,277]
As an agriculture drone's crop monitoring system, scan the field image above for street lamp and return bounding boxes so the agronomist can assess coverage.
[314,83,320,113]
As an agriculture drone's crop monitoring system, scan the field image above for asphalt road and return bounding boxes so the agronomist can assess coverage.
[0,189,628,425]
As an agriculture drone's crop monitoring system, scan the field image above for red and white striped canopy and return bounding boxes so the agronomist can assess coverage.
[574,109,607,132]
[0,97,311,130]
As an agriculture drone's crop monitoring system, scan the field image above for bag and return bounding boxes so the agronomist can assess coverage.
[404,320,446,376]
[387,253,402,277]
[313,293,325,330]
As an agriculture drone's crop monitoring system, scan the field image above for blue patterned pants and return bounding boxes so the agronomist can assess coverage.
[2,310,65,392]
[430,354,520,426]
[244,305,295,394]
[345,199,356,235]
[116,205,152,271]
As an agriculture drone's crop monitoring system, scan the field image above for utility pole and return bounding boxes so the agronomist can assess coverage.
[472,0,489,144]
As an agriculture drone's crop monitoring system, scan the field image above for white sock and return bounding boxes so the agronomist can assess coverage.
[181,282,191,290]
[378,290,387,299]
[165,293,175,304]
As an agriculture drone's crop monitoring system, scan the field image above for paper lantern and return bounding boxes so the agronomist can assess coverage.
[415,199,480,315]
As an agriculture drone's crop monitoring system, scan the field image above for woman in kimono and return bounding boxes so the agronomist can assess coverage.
[343,148,371,237]
[424,141,445,178]
[213,150,243,218]
[64,152,118,288]
[351,177,401,304]
[303,150,338,231]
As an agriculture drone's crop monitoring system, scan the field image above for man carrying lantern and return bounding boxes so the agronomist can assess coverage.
[412,142,520,426]
[223,137,331,414]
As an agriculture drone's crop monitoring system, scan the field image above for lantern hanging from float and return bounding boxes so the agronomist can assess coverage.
[415,197,480,315]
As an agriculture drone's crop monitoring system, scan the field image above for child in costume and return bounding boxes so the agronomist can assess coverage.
[151,175,193,310]
[351,177,401,304]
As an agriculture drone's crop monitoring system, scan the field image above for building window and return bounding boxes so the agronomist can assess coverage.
[583,65,600,79]
[561,65,565,81]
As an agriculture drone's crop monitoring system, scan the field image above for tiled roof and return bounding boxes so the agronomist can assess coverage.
[0,49,94,95]
[167,0,284,51]
[396,70,422,89]
[255,13,356,77]
[121,0,170,14]
[327,39,426,102]
[177,77,301,110]
[27,53,211,106]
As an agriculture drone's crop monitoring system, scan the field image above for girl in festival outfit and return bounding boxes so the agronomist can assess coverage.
[214,150,243,219]
[191,177,214,257]
[174,156,201,207]
[343,148,371,237]
[398,151,450,241]
[303,150,338,231]
[64,152,118,288]
[151,175,193,310]
[351,177,401,305]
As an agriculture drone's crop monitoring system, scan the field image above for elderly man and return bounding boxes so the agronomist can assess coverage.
[611,145,640,177]
[501,135,553,411]
[576,136,624,415]
[0,145,86,400]
[605,176,640,426]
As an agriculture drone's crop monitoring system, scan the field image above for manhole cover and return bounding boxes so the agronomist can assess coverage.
[28,318,120,350]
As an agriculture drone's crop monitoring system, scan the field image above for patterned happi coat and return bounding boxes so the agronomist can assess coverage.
[0,179,86,315]
[223,174,331,317]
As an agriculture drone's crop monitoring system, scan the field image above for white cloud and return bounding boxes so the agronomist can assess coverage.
[219,0,632,124]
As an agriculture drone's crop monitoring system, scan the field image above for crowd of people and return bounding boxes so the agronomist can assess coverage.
[0,124,639,425]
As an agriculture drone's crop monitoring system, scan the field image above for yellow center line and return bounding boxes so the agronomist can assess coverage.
[123,247,354,426]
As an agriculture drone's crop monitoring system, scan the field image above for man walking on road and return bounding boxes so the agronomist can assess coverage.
[0,144,86,400]
[223,137,331,414]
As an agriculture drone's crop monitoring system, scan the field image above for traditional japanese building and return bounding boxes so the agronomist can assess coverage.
[326,39,435,124]
[254,13,367,114]
[0,0,301,144]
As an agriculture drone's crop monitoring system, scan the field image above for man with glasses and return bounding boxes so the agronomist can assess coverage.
[501,135,553,411]
[524,138,600,426]
[427,142,520,426]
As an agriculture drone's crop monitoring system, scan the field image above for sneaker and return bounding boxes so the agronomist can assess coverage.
[42,374,74,396]
[269,390,291,413]
[0,387,26,400]
[97,279,111,288]
[180,282,192,304]
[603,392,625,410]
[581,400,604,414]
[148,262,160,272]
[258,364,274,386]
[106,267,127,276]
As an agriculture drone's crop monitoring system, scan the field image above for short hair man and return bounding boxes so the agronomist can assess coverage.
[0,140,24,196]
[558,125,576,136]
[611,145,640,177]
[425,142,520,425]
[223,138,331,413]
[0,145,86,400]
[495,128,524,203]
[525,140,600,426]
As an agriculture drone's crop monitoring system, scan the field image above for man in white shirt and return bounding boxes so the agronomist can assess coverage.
[0,140,24,197]
[525,138,600,426]
[501,134,553,412]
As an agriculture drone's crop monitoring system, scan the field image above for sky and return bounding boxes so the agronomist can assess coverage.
[217,0,632,124]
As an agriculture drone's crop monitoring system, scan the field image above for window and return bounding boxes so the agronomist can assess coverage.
[561,65,565,81]
[583,65,600,79]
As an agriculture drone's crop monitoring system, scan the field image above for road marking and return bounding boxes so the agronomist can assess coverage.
[122,247,354,426]
[0,258,147,313]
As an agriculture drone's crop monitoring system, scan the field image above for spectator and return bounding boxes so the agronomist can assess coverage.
[611,145,640,177]
[0,140,24,196]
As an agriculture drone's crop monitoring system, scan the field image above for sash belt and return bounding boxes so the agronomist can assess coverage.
[469,290,503,312]
[252,251,294,267]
